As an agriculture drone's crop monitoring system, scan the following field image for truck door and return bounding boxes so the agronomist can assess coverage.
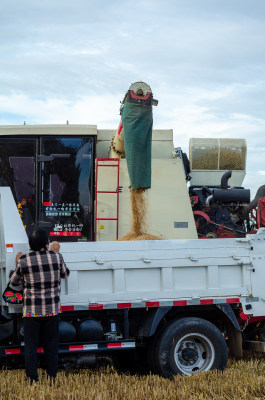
[0,137,36,237]
[39,136,94,242]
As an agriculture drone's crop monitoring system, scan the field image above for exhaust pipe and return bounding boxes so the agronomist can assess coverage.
[221,170,232,189]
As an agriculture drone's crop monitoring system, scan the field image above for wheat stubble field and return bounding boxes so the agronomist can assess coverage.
[1,356,265,400]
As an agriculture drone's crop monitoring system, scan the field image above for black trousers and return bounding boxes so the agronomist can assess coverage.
[23,315,59,382]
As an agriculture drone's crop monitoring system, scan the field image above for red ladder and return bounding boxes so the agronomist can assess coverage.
[94,158,120,241]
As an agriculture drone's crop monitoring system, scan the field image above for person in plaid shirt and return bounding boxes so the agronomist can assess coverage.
[10,229,70,385]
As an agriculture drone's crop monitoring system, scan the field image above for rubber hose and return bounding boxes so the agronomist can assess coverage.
[248,185,265,212]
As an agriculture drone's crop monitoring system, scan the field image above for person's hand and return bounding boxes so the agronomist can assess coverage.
[16,252,23,263]
[50,241,60,253]
[9,269,15,278]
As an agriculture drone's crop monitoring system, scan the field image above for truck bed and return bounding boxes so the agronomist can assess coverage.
[59,235,257,314]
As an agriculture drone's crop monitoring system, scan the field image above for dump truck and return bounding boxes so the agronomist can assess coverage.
[1,82,265,377]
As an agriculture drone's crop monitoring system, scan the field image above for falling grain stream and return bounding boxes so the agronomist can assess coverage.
[118,189,162,241]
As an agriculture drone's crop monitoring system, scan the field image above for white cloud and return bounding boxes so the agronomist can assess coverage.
[0,94,120,127]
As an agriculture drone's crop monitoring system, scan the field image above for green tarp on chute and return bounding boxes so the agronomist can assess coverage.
[121,102,153,190]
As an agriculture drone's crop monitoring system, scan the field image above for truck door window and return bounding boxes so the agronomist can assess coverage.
[0,139,36,236]
[41,137,94,242]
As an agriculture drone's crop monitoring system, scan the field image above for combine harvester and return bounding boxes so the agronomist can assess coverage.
[0,82,265,377]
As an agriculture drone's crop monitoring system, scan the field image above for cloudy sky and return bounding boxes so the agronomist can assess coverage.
[1,0,265,196]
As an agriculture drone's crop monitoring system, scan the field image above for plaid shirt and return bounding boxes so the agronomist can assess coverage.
[10,249,70,317]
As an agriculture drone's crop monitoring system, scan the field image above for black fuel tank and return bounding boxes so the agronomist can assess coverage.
[77,320,104,341]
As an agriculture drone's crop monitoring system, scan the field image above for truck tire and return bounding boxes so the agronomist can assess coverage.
[154,317,228,377]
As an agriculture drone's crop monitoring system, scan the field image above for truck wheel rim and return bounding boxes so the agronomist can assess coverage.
[174,333,215,375]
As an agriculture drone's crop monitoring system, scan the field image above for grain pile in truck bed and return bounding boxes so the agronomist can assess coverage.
[118,189,162,241]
